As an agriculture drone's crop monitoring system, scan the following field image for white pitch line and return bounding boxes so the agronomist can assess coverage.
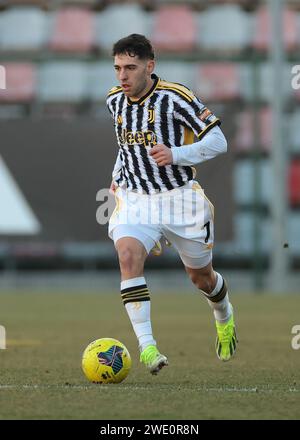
[0,384,299,393]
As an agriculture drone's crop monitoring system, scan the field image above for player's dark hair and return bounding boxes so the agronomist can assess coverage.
[112,34,155,60]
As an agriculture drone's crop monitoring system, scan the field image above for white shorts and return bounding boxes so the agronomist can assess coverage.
[108,180,214,269]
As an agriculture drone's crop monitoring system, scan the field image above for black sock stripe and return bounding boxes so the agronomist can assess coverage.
[122,292,150,300]
[121,284,147,294]
[205,278,228,303]
[121,287,149,296]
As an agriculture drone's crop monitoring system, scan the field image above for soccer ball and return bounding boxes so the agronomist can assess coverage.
[82,338,132,384]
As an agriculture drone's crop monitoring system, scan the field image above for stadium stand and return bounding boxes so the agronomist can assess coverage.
[240,62,293,103]
[195,62,241,102]
[233,108,272,153]
[234,159,271,206]
[233,212,271,256]
[151,5,196,52]
[88,61,117,101]
[49,7,94,53]
[0,62,36,102]
[252,5,298,52]
[38,61,88,102]
[0,1,48,7]
[288,212,300,256]
[197,5,251,53]
[289,160,300,207]
[155,61,195,90]
[0,7,47,51]
[289,109,300,153]
[95,3,150,53]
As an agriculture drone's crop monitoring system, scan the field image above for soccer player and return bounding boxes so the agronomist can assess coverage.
[106,34,237,375]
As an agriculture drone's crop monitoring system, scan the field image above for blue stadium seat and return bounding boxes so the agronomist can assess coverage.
[288,212,300,256]
[88,61,118,101]
[289,109,300,153]
[38,61,88,102]
[234,159,272,206]
[95,4,151,53]
[155,61,196,91]
[0,7,47,52]
[234,212,271,256]
[197,5,251,53]
[240,62,292,103]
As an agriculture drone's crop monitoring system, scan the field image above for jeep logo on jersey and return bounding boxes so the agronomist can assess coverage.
[119,129,157,147]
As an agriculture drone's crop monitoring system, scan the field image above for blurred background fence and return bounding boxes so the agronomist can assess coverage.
[0,0,299,291]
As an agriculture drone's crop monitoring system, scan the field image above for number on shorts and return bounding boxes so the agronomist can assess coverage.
[204,221,210,243]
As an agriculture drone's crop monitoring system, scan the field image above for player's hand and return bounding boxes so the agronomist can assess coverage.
[109,180,117,195]
[149,144,173,166]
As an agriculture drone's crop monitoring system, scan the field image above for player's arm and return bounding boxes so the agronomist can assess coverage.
[172,94,226,165]
[150,127,227,166]
[171,125,227,166]
[150,93,226,166]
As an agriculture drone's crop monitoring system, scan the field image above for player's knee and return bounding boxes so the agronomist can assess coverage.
[117,246,144,275]
[189,271,215,294]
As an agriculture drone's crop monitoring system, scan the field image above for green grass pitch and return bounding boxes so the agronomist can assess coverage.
[0,290,300,419]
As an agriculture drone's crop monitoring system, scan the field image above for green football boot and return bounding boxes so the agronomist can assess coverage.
[215,308,238,362]
[140,345,168,375]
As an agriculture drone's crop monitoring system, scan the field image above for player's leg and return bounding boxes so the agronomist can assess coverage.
[108,187,167,374]
[162,181,237,361]
[112,229,168,375]
[184,260,237,362]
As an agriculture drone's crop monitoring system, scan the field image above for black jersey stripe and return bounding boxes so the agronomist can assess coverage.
[190,95,203,114]
[173,100,203,136]
[165,98,191,186]
[111,96,118,116]
[136,103,161,193]
[126,105,149,194]
[117,95,138,191]
[120,146,136,187]
[170,165,185,187]
[183,166,193,180]
[156,95,176,190]
[173,113,182,147]
[159,95,185,188]
[147,93,171,192]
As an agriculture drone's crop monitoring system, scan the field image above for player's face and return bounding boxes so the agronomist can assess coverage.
[114,53,155,99]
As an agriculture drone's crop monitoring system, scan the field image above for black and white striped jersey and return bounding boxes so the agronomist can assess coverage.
[106,73,221,195]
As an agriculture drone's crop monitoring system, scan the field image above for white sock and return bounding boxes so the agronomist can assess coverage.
[121,277,156,352]
[206,272,232,324]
